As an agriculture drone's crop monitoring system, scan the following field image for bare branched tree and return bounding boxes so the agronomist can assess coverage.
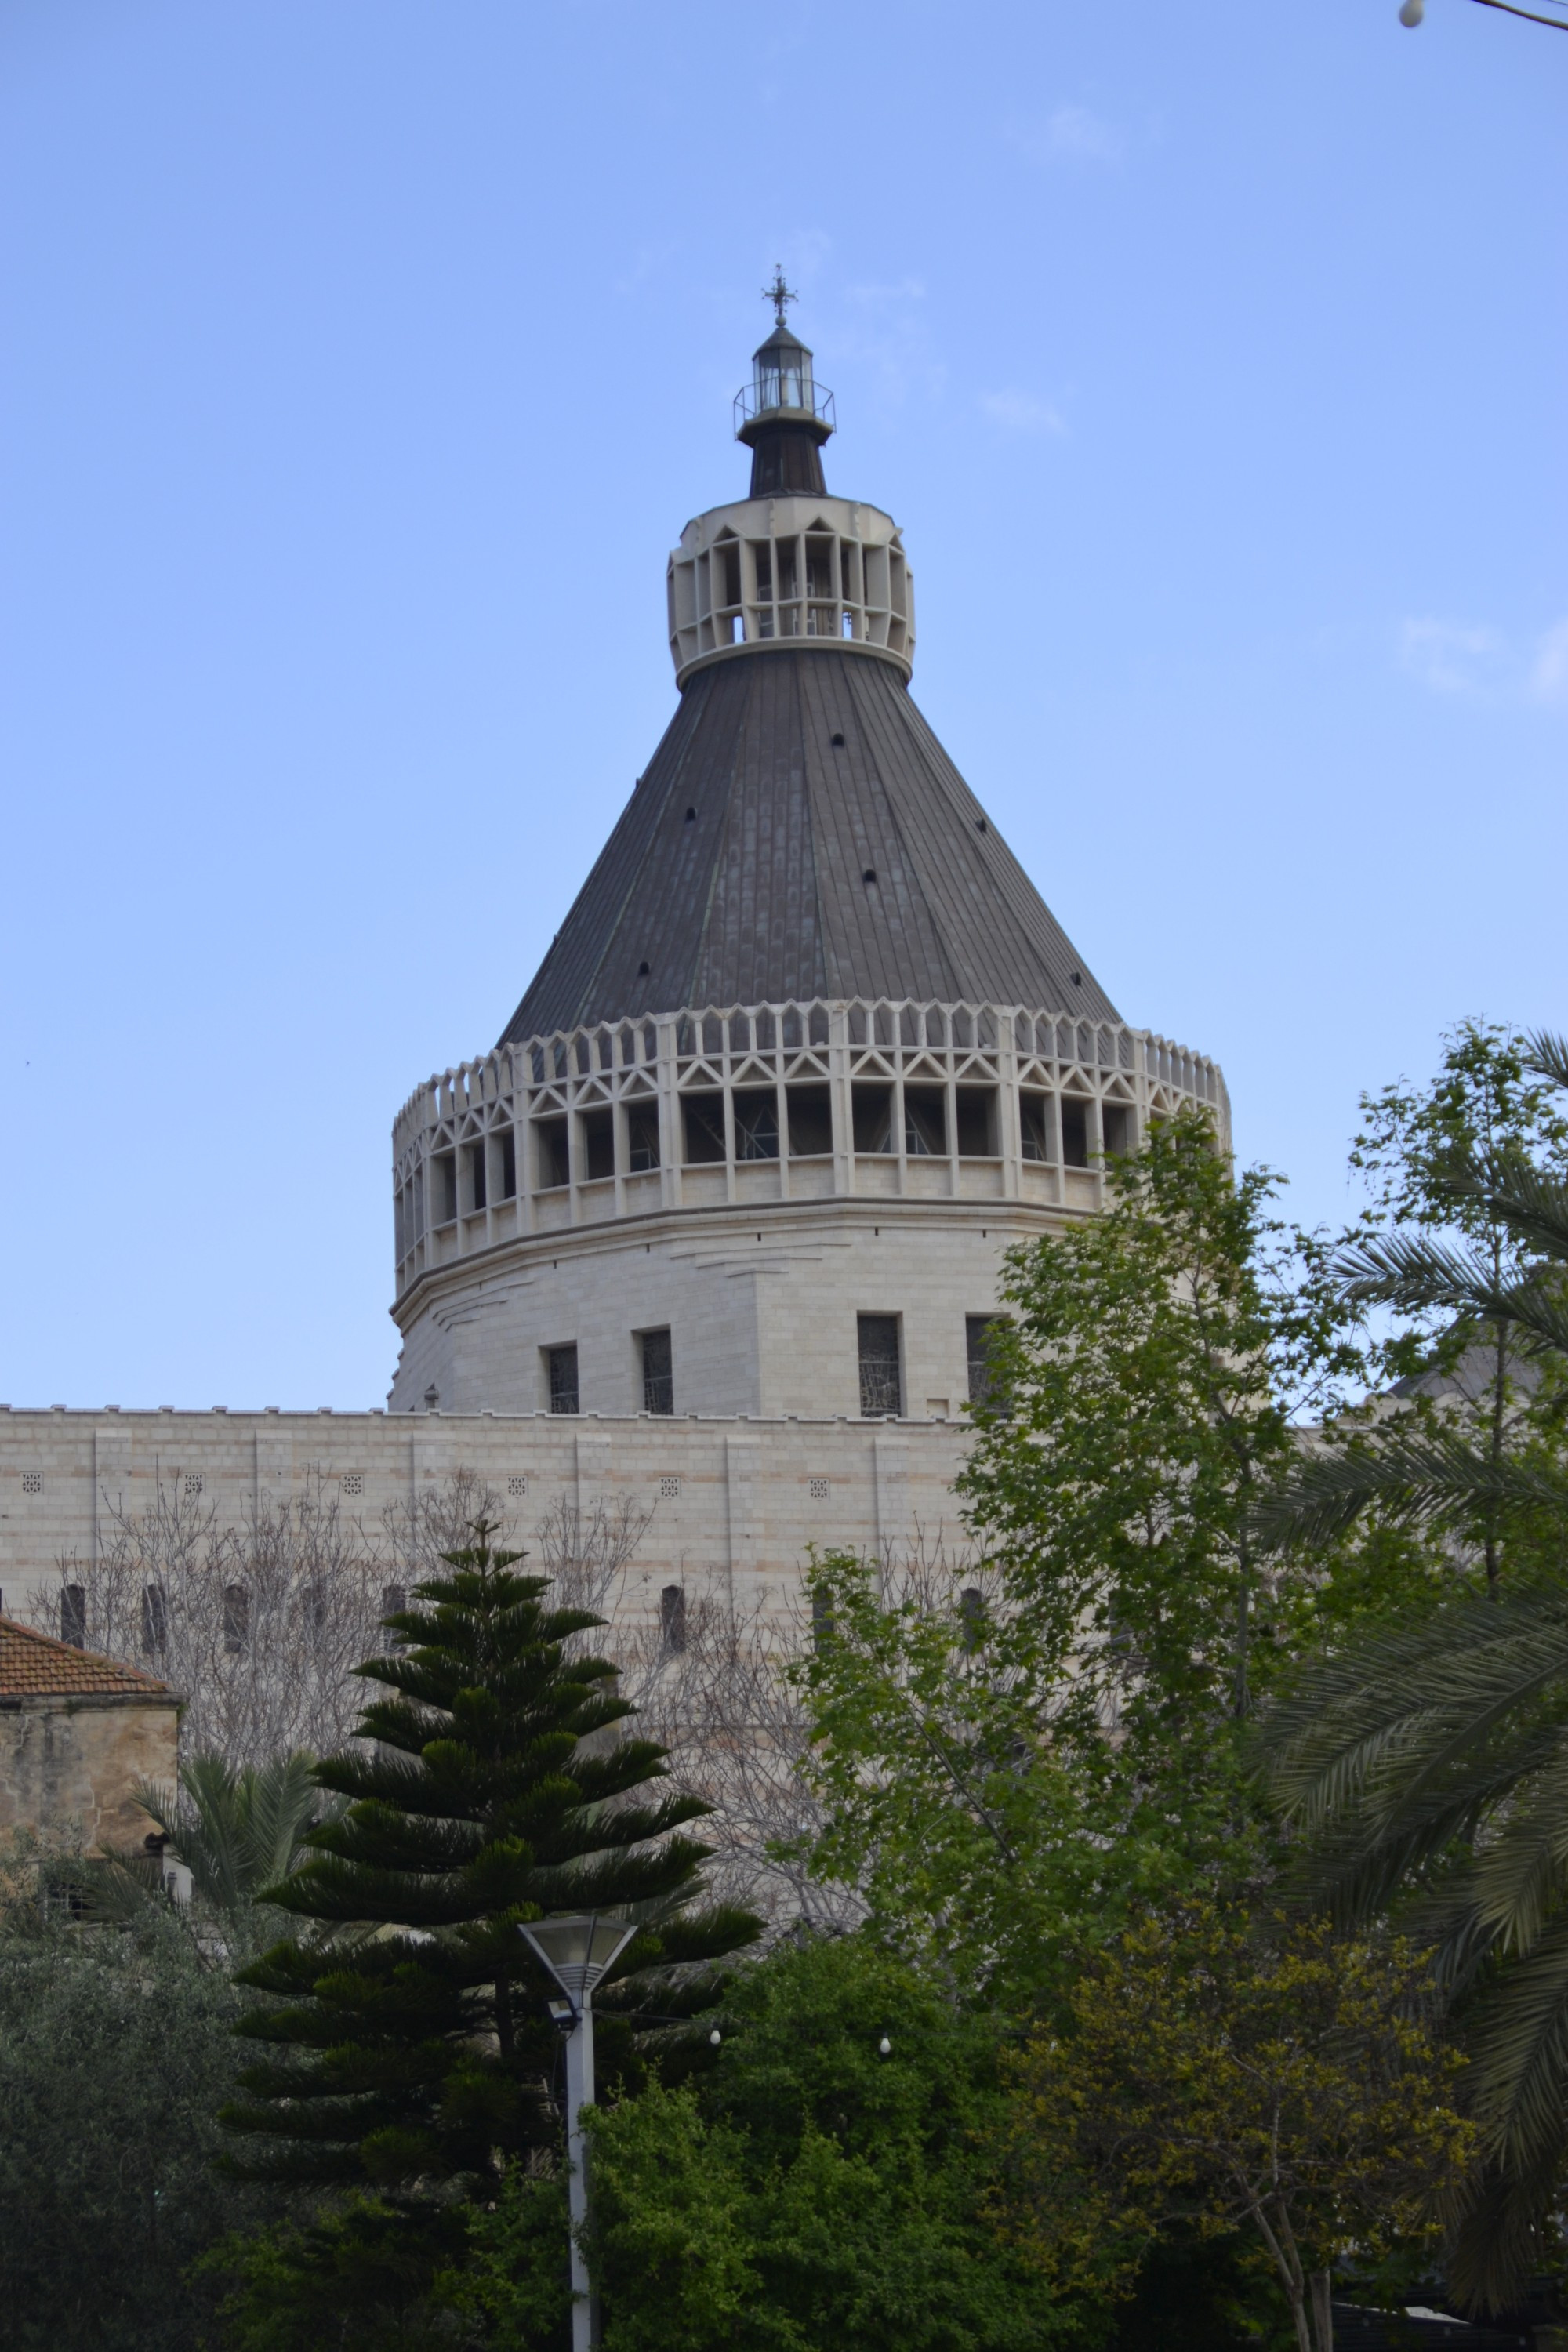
[626,1573,864,1932]
[379,1468,510,1584]
[33,1477,395,1769]
[530,1492,657,1629]
[30,1464,961,1943]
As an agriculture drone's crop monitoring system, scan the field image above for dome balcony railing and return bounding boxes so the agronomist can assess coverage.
[733,381,836,436]
[390,997,1229,1300]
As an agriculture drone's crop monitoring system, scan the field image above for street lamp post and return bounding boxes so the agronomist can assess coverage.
[519,1913,639,2352]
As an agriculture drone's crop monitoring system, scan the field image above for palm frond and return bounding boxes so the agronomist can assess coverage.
[1466,1732,1568,1951]
[1465,1911,1568,2172]
[1254,1427,1568,1550]
[1263,1581,1568,1833]
[1334,1228,1568,1357]
[1523,1029,1568,1098]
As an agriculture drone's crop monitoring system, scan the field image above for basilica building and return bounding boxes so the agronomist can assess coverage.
[0,301,1227,1629]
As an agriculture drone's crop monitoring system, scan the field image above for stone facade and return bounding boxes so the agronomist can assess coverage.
[390,998,1227,1419]
[0,1405,973,1630]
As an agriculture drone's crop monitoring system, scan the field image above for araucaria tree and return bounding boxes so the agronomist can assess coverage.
[222,1528,757,2323]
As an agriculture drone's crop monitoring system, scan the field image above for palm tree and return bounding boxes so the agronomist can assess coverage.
[128,1750,328,1957]
[1258,1033,1568,2306]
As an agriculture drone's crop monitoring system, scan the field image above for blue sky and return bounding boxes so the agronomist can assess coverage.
[2,0,1563,1409]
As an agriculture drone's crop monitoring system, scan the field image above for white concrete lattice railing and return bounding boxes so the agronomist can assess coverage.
[391,998,1228,1301]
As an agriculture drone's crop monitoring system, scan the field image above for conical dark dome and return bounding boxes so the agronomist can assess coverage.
[499,647,1116,1045]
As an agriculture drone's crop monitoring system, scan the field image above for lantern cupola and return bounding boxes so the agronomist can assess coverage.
[734,269,835,496]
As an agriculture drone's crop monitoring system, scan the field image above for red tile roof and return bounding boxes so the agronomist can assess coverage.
[0,1616,174,1698]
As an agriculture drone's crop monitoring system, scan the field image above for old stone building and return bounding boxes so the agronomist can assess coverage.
[0,1616,180,1852]
[0,299,1225,1639]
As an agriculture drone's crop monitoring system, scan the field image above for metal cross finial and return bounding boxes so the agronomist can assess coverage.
[764,264,797,329]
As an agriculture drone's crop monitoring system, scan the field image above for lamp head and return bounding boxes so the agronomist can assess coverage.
[519,1912,639,2003]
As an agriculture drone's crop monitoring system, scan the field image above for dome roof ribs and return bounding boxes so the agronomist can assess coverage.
[498,648,1116,1046]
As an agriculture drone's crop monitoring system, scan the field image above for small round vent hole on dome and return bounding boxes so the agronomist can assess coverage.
[831,732,845,747]
[862,868,877,885]
[976,816,988,832]
[684,807,696,822]
[1070,971,1082,986]
[637,960,650,975]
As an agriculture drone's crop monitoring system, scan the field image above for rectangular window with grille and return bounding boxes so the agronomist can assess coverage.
[967,1315,1011,1416]
[547,1345,580,1415]
[858,1315,902,1417]
[641,1327,674,1416]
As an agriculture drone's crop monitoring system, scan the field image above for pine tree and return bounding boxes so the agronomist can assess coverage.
[223,1527,758,2204]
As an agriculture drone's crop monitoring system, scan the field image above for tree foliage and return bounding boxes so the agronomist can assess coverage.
[789,1111,1373,1997]
[1261,1027,1568,1579]
[216,1528,757,2336]
[999,1907,1475,2352]
[464,1933,1069,2352]
[0,1863,278,2352]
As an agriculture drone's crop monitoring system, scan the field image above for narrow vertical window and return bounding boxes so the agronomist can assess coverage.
[967,1315,1009,1413]
[641,1328,674,1416]
[660,1583,687,1654]
[959,1586,987,1654]
[626,1102,661,1172]
[381,1584,407,1652]
[1062,1098,1091,1168]
[858,1316,902,1417]
[1019,1092,1053,1163]
[223,1584,249,1656]
[903,1087,946,1156]
[548,1345,580,1416]
[60,1584,87,1649]
[140,1584,168,1656]
[811,1588,835,1652]
[1102,1102,1135,1157]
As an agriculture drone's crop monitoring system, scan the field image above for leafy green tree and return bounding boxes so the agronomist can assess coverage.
[463,1933,1070,2352]
[790,1110,1370,1998]
[0,1857,278,2352]
[1334,1020,1568,1585]
[216,1528,757,2344]
[999,1906,1475,2352]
